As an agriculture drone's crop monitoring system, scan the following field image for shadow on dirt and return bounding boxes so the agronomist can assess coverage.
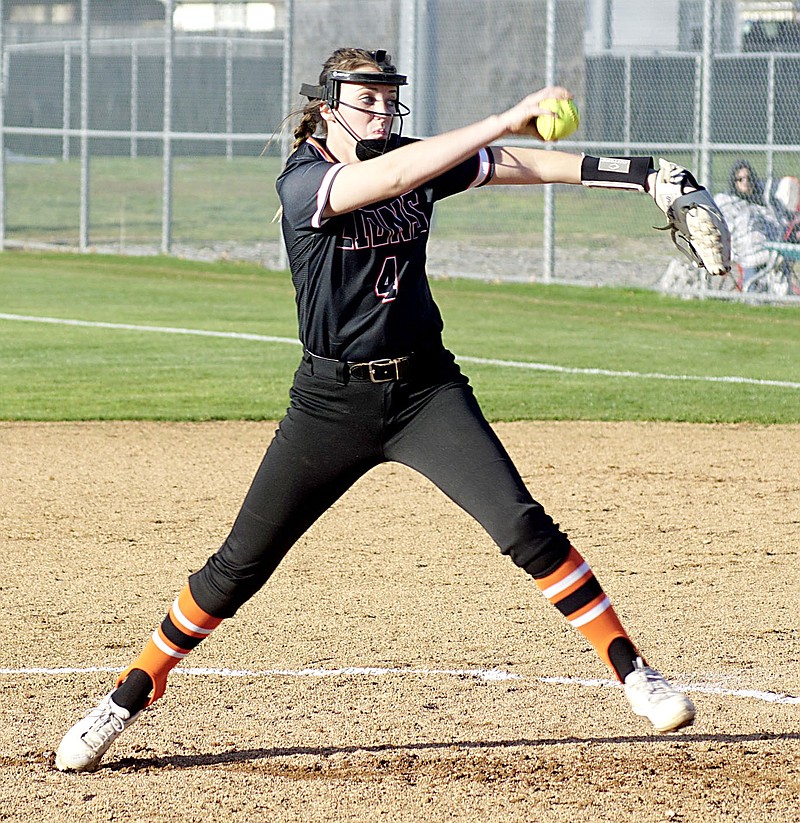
[99,730,800,773]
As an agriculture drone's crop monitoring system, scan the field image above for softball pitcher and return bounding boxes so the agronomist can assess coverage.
[56,47,730,772]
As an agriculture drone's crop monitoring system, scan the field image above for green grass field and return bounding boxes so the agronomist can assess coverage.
[5,157,282,246]
[1,250,798,422]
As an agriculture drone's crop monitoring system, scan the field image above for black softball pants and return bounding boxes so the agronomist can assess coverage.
[189,349,571,618]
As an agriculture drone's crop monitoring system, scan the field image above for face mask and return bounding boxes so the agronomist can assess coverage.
[355,133,402,160]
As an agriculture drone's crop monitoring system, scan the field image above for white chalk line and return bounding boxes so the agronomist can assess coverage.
[0,312,299,346]
[2,312,798,390]
[1,665,797,706]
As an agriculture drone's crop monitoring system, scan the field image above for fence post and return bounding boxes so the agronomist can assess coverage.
[399,0,419,137]
[79,0,90,251]
[62,43,71,162]
[693,54,702,173]
[542,0,557,283]
[418,0,438,138]
[277,0,294,271]
[0,0,5,252]
[226,37,233,161]
[131,39,138,159]
[623,54,631,150]
[766,53,775,180]
[700,0,713,187]
[162,0,174,255]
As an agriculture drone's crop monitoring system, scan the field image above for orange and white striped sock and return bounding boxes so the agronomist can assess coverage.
[116,584,222,706]
[535,546,635,681]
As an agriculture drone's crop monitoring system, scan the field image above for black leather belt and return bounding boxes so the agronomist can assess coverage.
[304,351,413,383]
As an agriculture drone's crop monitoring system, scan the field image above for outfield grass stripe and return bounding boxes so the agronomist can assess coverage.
[0,312,300,347]
[2,312,799,391]
[459,355,800,389]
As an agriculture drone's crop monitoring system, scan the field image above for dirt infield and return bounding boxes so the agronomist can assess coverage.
[1,420,798,822]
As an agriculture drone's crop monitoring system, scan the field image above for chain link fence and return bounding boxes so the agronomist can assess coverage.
[2,0,800,300]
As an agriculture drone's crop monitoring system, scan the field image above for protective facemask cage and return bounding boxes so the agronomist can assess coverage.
[300,50,410,158]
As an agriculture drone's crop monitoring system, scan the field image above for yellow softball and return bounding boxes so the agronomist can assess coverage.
[535,98,580,142]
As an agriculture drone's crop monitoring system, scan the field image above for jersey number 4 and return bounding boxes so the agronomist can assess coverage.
[374,256,399,303]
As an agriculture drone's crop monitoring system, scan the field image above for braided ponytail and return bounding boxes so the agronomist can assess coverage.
[291,103,323,153]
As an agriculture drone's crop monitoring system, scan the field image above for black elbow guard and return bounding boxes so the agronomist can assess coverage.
[580,155,655,192]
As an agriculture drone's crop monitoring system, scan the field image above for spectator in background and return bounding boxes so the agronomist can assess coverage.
[715,159,793,291]
[774,175,800,243]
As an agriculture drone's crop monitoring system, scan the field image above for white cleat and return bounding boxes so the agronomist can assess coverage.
[623,657,695,733]
[55,692,142,772]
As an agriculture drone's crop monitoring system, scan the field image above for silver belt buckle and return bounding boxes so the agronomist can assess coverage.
[368,358,400,383]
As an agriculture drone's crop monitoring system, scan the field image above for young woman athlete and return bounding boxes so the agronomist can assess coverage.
[56,47,724,772]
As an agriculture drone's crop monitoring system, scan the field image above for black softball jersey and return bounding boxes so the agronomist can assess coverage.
[276,136,495,361]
